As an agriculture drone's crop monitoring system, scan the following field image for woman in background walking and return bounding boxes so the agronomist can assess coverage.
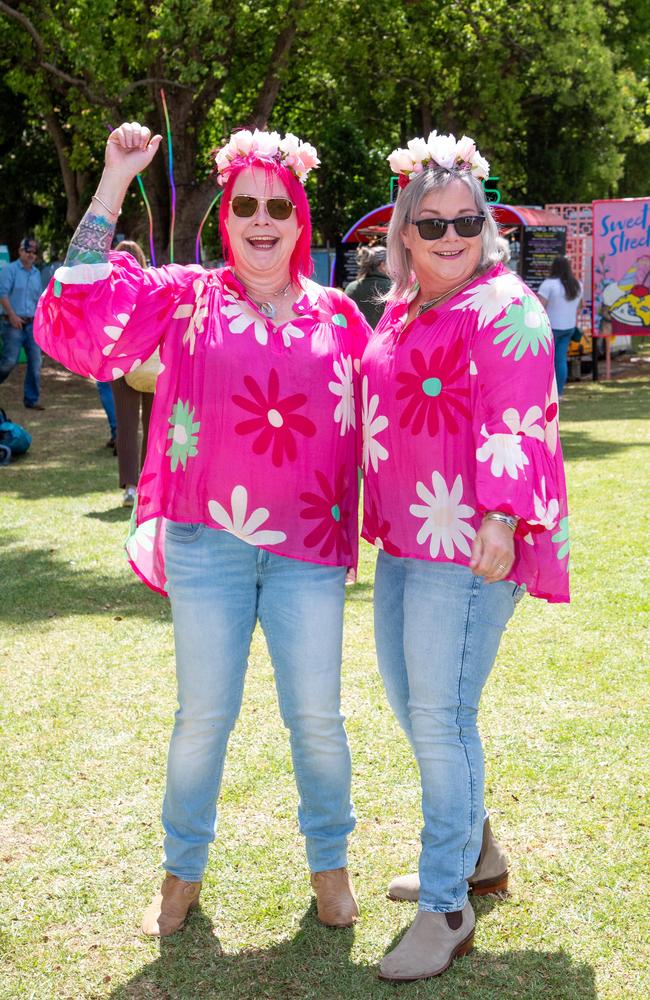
[538,256,582,398]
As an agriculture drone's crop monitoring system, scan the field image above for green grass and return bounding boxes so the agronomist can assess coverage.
[1,361,648,999]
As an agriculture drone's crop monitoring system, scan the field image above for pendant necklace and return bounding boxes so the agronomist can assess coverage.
[416,271,480,318]
[243,279,292,320]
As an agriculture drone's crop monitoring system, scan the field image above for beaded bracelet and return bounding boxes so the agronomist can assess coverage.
[484,511,518,532]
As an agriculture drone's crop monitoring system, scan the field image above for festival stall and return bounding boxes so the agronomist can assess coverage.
[591,197,650,376]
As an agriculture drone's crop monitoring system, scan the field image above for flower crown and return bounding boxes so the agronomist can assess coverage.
[388,132,490,189]
[214,128,320,186]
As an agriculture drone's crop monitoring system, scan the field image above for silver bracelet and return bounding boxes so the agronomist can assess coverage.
[484,511,519,531]
[91,192,120,218]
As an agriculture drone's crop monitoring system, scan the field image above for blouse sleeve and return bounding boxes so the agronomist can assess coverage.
[470,282,567,538]
[34,251,194,381]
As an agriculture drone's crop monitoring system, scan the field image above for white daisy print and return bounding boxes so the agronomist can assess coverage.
[280,322,305,348]
[126,517,157,560]
[476,424,529,479]
[502,405,544,440]
[101,312,130,355]
[451,272,523,328]
[361,376,389,473]
[544,381,559,455]
[208,485,287,546]
[173,278,209,354]
[530,476,560,530]
[328,353,356,435]
[221,288,269,346]
[410,472,476,559]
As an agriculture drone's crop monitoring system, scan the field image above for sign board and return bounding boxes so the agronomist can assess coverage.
[520,226,566,290]
[334,242,362,288]
[592,198,650,336]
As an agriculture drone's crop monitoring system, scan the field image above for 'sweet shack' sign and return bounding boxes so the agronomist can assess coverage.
[592,197,650,335]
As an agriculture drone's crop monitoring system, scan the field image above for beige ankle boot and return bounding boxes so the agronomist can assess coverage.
[379,902,475,980]
[141,873,202,937]
[387,817,508,902]
[310,867,359,927]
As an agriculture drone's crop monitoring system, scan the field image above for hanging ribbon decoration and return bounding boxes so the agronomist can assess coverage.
[159,88,176,264]
[195,191,222,265]
[135,174,157,268]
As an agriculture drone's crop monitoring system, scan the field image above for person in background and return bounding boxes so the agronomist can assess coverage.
[537,255,582,398]
[362,132,569,980]
[0,237,45,410]
[111,239,154,505]
[344,245,390,328]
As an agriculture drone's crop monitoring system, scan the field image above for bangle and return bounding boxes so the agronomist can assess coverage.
[484,511,519,532]
[91,192,120,218]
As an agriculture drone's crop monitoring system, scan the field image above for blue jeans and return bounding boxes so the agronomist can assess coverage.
[162,524,355,881]
[95,381,116,437]
[374,552,520,912]
[552,328,574,397]
[0,319,41,406]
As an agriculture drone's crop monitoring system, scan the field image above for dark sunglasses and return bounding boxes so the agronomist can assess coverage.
[231,195,295,221]
[23,247,38,254]
[407,215,485,240]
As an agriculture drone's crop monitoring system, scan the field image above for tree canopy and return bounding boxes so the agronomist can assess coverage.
[1,0,648,262]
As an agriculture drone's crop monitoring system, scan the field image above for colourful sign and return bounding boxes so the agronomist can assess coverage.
[592,198,650,335]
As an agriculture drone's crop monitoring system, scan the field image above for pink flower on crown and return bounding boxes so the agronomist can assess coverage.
[471,151,490,178]
[388,148,413,174]
[456,135,477,163]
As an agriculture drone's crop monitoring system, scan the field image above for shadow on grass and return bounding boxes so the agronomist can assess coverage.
[108,902,596,1000]
[0,533,165,623]
[562,376,650,422]
[560,428,650,462]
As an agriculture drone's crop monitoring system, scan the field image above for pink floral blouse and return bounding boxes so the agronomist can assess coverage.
[35,254,370,594]
[360,263,570,602]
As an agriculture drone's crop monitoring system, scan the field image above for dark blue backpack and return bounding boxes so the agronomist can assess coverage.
[0,407,31,463]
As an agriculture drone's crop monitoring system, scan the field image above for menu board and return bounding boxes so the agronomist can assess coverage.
[520,226,567,290]
[334,242,360,288]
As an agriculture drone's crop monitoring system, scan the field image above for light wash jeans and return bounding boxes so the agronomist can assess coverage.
[0,319,41,406]
[374,552,521,912]
[162,523,355,882]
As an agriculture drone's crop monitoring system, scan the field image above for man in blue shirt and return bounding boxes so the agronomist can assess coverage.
[0,237,45,409]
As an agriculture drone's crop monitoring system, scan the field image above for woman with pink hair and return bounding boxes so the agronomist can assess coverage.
[35,122,368,937]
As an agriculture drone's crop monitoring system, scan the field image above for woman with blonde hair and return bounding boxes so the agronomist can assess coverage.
[361,132,569,980]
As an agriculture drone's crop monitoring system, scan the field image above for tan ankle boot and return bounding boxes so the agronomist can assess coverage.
[310,867,359,927]
[379,903,475,981]
[141,873,202,937]
[387,817,508,902]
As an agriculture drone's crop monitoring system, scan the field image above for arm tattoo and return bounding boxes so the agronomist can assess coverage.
[65,211,116,266]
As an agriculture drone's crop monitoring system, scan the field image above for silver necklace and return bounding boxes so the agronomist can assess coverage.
[416,272,479,318]
[241,278,292,320]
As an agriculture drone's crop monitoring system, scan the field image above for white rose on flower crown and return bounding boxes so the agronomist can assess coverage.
[214,128,320,185]
[387,130,490,184]
[428,132,458,170]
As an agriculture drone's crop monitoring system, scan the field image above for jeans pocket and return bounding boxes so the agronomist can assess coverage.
[165,520,205,542]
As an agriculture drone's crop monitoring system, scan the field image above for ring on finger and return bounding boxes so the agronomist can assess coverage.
[496,562,507,574]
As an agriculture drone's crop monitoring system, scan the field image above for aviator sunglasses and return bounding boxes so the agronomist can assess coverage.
[407,214,485,240]
[231,195,295,221]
